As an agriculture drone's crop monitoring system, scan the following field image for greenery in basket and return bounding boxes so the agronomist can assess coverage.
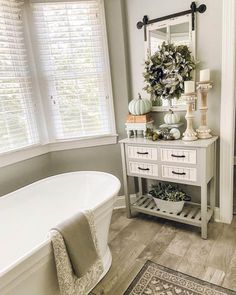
[149,183,191,202]
[143,42,196,101]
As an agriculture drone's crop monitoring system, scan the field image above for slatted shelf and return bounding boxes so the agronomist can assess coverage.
[131,195,213,227]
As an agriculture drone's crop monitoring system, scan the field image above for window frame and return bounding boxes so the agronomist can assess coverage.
[30,0,117,141]
[0,0,41,153]
[0,0,118,167]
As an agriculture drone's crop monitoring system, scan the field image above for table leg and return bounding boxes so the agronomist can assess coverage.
[201,183,208,239]
[138,177,143,197]
[127,130,131,138]
[120,143,132,218]
[210,142,216,218]
[143,129,147,138]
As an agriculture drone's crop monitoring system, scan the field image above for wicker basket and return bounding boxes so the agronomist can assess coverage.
[153,198,184,214]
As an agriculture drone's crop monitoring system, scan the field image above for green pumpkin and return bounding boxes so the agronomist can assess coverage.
[128,93,152,115]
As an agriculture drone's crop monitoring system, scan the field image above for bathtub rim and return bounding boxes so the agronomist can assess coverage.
[0,171,121,203]
[0,171,120,278]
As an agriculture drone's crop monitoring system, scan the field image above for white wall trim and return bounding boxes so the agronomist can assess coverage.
[100,0,117,136]
[0,134,118,168]
[48,134,118,152]
[214,207,221,223]
[0,145,49,169]
[219,0,236,224]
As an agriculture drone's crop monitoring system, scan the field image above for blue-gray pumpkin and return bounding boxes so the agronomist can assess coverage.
[128,93,152,115]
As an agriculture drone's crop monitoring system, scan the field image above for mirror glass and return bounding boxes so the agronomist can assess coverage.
[145,15,195,111]
[170,22,190,46]
[149,27,168,55]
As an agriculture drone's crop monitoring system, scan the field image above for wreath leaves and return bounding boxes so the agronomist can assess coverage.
[143,42,196,100]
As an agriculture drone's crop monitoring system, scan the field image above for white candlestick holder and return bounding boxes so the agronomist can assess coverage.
[196,81,213,139]
[182,92,198,141]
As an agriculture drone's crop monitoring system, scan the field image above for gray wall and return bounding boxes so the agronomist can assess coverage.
[49,145,122,181]
[0,0,222,199]
[0,154,51,196]
[125,0,222,134]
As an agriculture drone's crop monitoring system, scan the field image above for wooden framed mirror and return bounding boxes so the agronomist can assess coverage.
[145,14,196,111]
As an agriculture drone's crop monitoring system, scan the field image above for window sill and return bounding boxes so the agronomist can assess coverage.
[0,134,118,168]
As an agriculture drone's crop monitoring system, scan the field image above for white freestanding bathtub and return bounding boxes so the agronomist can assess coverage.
[0,171,121,295]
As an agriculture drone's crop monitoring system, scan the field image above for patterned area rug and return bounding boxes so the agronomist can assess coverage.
[124,261,236,295]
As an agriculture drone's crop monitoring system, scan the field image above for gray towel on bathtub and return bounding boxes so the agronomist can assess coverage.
[52,212,98,277]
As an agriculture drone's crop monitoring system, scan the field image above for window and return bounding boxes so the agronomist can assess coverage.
[0,0,39,153]
[0,0,116,164]
[32,0,115,140]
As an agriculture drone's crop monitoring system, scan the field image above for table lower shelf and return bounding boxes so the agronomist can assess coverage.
[131,195,213,227]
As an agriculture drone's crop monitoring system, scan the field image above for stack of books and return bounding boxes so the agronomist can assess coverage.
[125,113,154,138]
[126,113,153,123]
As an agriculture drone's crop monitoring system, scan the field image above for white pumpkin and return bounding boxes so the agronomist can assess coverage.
[164,109,180,124]
[170,128,181,140]
[128,93,152,115]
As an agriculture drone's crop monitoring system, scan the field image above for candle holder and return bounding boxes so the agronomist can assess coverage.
[196,81,213,139]
[182,92,198,141]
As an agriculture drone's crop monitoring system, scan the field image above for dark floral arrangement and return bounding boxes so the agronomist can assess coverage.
[143,42,196,100]
[149,183,191,202]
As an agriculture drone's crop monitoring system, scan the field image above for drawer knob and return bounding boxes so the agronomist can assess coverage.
[137,151,149,155]
[138,167,150,171]
[171,154,185,158]
[172,171,186,176]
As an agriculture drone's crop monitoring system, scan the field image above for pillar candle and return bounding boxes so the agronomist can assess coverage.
[184,81,195,94]
[200,69,210,82]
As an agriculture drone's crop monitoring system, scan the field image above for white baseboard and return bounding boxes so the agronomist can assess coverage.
[214,207,221,222]
[114,194,136,209]
[115,195,222,223]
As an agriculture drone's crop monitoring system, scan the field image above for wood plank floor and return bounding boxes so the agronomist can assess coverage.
[91,209,236,295]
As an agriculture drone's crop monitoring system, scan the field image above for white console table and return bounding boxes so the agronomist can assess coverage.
[119,137,218,239]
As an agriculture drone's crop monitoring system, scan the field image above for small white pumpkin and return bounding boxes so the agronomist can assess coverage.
[128,93,152,115]
[170,128,181,140]
[164,109,180,125]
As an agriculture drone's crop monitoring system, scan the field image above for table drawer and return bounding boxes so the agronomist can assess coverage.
[128,161,158,177]
[160,148,197,164]
[127,146,158,161]
[162,165,197,182]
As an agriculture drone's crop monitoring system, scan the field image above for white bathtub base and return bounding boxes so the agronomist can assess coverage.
[100,246,112,281]
[1,245,112,295]
[0,172,120,295]
[87,246,112,294]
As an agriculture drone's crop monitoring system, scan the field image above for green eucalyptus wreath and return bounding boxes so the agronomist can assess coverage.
[143,42,196,100]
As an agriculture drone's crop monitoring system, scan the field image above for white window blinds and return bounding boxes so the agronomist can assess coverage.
[0,0,39,153]
[32,0,114,140]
